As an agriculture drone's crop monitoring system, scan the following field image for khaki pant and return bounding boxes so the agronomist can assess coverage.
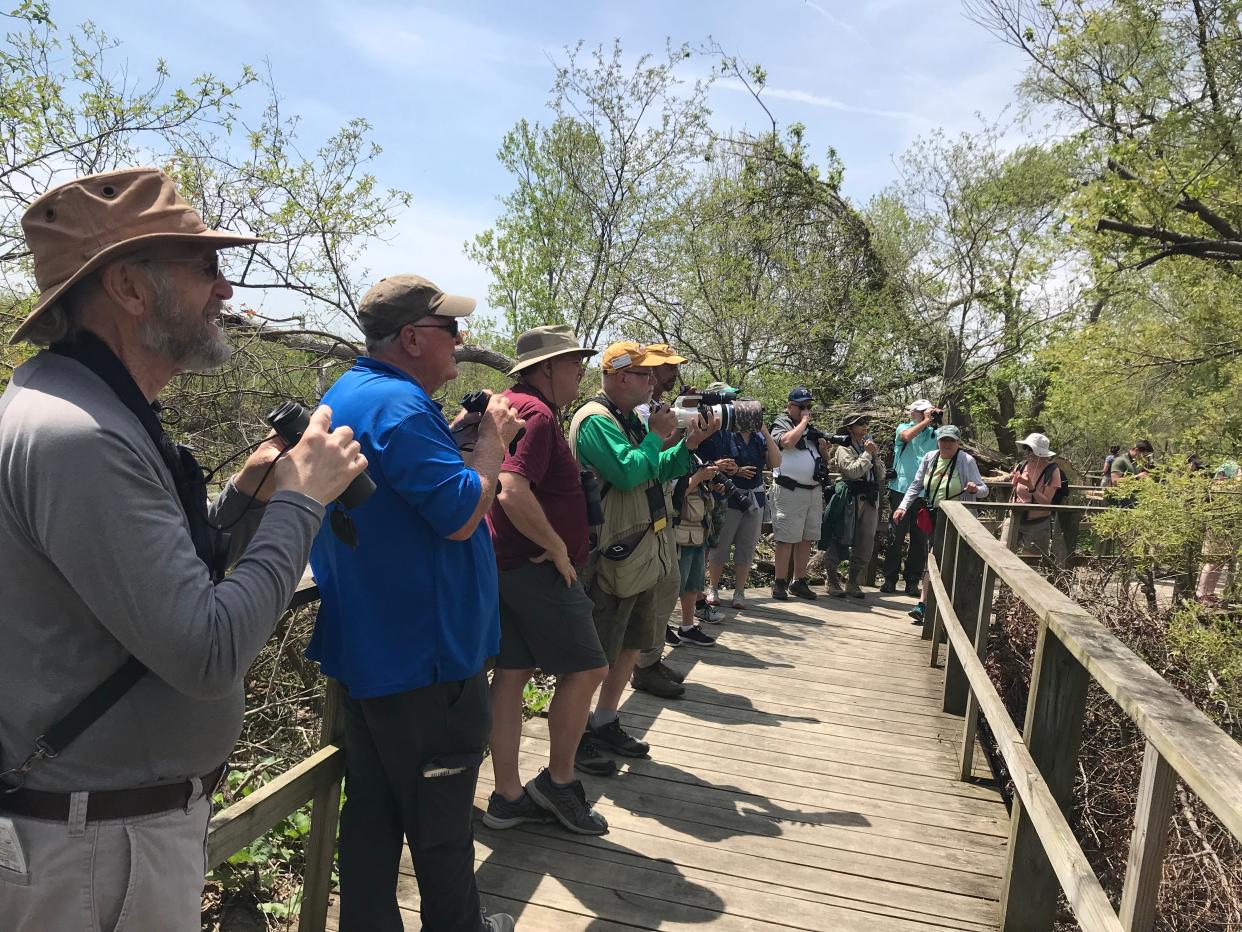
[636,564,681,670]
[0,793,211,931]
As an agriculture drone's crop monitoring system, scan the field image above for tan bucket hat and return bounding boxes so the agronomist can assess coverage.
[508,324,597,376]
[357,274,476,339]
[11,167,262,344]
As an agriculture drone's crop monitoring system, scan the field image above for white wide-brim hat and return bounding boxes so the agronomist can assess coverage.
[1018,432,1056,458]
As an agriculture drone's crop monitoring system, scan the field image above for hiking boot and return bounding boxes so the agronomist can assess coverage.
[695,602,725,624]
[483,912,516,932]
[677,624,717,647]
[846,572,866,599]
[789,577,818,600]
[656,660,686,684]
[588,718,650,758]
[664,626,683,647]
[631,661,685,698]
[824,573,845,598]
[772,579,789,600]
[904,580,922,598]
[574,736,618,776]
[908,602,925,625]
[526,769,608,835]
[879,578,897,594]
[482,790,555,830]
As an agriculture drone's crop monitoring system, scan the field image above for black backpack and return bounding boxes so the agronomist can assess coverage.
[1040,462,1070,505]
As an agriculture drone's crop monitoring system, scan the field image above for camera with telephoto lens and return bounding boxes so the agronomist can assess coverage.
[460,390,526,454]
[692,453,754,511]
[669,387,763,434]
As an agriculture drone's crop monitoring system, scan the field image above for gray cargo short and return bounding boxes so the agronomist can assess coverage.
[496,561,608,674]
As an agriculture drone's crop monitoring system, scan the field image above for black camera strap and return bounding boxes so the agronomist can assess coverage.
[5,334,231,789]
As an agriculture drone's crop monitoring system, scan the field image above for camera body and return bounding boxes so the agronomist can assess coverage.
[460,390,526,454]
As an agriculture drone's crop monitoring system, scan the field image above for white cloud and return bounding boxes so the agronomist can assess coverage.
[796,0,862,39]
[716,77,928,125]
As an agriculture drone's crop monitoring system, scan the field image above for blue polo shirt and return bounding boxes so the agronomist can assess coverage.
[307,358,499,699]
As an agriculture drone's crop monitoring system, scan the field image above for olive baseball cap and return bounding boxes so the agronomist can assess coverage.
[935,425,962,441]
[357,274,475,339]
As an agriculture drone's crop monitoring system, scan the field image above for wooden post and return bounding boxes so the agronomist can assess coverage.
[1119,741,1177,931]
[298,679,346,932]
[959,565,997,780]
[930,528,959,669]
[923,515,953,642]
[942,540,985,716]
[999,619,1090,932]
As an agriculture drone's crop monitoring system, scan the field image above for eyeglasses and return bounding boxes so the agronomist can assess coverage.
[139,254,223,281]
[794,403,812,410]
[411,318,464,344]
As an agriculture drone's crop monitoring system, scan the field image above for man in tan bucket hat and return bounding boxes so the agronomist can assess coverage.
[484,325,613,836]
[0,168,367,931]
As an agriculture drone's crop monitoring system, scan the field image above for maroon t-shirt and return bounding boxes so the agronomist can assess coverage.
[487,384,590,571]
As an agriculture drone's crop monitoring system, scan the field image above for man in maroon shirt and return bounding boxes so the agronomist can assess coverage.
[483,325,611,835]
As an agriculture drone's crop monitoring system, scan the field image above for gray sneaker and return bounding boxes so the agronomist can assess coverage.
[483,912,516,931]
[481,790,554,830]
[526,769,609,835]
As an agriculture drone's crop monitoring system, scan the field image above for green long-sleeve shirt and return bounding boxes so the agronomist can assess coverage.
[575,411,691,490]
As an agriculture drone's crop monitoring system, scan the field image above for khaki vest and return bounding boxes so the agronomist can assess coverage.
[674,484,710,547]
[568,400,674,598]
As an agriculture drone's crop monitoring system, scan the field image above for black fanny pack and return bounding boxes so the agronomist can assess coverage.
[775,475,817,491]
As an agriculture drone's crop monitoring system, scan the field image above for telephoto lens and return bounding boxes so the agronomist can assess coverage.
[265,401,376,511]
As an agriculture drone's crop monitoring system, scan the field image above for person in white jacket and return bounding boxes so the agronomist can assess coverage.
[891,425,989,623]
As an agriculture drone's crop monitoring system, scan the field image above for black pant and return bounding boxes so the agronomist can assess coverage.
[883,488,928,583]
[338,671,491,932]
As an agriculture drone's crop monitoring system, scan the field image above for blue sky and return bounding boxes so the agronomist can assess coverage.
[46,0,1034,326]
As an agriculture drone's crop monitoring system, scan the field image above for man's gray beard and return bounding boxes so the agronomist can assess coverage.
[141,269,232,372]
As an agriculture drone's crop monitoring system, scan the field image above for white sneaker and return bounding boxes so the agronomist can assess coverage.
[696,603,725,624]
[731,588,747,609]
[705,587,720,605]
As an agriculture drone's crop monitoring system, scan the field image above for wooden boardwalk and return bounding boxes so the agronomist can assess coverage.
[325,590,1010,931]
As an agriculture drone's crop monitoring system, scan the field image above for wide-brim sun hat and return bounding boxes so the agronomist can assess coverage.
[1017,432,1056,458]
[12,167,262,344]
[507,324,597,376]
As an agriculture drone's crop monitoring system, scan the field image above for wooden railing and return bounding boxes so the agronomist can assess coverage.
[204,579,345,932]
[923,500,1242,931]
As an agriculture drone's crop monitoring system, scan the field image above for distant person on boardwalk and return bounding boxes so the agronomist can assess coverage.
[1197,460,1239,604]
[1100,445,1121,487]
[308,274,522,932]
[0,168,365,931]
[822,413,885,599]
[883,399,941,595]
[769,387,832,601]
[1009,432,1063,560]
[891,425,989,625]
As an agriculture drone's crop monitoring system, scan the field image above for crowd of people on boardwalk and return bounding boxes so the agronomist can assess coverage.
[0,168,1236,932]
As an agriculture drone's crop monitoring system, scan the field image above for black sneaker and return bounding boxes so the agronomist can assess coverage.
[772,579,789,600]
[657,660,686,684]
[664,626,683,647]
[905,580,922,597]
[789,578,818,600]
[481,790,555,830]
[677,625,717,647]
[908,602,925,625]
[631,662,685,698]
[588,718,650,758]
[879,578,897,594]
[574,736,618,776]
[526,769,608,835]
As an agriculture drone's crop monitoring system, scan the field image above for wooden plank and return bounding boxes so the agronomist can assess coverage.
[1118,742,1177,931]
[943,543,986,716]
[961,565,997,781]
[298,679,344,932]
[205,743,343,869]
[925,567,1122,932]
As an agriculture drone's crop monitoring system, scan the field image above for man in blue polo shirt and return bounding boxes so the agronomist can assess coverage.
[309,274,523,932]
[882,399,941,596]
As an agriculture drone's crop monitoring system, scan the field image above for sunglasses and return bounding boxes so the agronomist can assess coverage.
[410,318,465,343]
[139,254,223,281]
[794,403,812,410]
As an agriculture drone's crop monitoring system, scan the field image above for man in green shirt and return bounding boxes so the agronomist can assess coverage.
[568,341,718,766]
[1110,439,1154,482]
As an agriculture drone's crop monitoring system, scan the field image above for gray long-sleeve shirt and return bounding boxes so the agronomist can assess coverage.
[0,352,323,791]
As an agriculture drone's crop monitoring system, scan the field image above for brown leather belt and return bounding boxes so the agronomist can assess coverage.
[0,764,226,823]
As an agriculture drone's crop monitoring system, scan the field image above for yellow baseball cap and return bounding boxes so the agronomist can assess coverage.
[643,342,688,365]
[601,340,663,373]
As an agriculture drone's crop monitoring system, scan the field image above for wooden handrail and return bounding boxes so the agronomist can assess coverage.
[930,501,1242,931]
[926,554,1124,932]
